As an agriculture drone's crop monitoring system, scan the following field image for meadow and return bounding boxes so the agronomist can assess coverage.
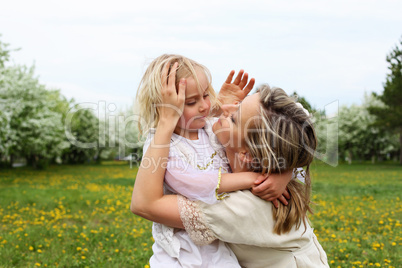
[0,162,400,268]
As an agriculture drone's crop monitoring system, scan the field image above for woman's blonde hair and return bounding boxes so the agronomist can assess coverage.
[136,54,219,135]
[245,84,317,235]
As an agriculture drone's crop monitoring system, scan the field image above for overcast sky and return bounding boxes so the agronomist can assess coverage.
[1,0,401,112]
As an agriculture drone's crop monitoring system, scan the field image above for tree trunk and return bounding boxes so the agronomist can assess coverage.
[348,151,352,165]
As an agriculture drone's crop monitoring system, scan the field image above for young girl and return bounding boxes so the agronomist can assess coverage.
[133,54,293,267]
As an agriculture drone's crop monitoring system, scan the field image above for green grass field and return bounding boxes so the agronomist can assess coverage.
[0,162,401,267]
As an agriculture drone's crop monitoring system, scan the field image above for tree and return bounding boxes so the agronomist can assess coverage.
[0,35,17,68]
[292,91,314,114]
[0,65,70,168]
[0,36,108,168]
[368,37,402,164]
[62,104,99,164]
[337,94,399,164]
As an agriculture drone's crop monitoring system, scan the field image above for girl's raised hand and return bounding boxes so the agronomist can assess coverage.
[158,62,186,127]
[218,69,255,105]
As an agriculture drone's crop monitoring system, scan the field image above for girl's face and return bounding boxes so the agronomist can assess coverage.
[174,68,211,139]
[213,93,260,151]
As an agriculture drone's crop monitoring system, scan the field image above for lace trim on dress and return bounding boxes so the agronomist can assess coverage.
[177,195,217,246]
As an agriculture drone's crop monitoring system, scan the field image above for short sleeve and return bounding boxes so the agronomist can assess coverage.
[142,129,155,157]
[165,160,220,204]
[142,129,221,204]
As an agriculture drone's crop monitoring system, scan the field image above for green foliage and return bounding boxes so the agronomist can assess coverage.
[337,94,399,163]
[0,65,70,167]
[0,35,14,68]
[62,105,99,164]
[292,91,315,113]
[0,36,106,168]
[368,37,402,164]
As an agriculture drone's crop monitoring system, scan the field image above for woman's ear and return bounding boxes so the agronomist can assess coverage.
[238,151,252,164]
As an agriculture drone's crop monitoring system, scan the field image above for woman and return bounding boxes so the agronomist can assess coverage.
[131,74,329,267]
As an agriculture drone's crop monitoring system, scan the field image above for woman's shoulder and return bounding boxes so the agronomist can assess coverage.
[198,190,313,248]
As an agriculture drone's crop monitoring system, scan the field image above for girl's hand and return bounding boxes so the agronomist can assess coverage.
[251,172,292,208]
[158,62,186,128]
[218,70,255,105]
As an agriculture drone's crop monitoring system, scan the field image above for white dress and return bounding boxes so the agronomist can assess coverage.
[142,118,240,268]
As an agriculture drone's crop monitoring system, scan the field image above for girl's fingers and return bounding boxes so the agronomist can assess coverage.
[162,61,170,87]
[278,195,288,206]
[283,188,290,199]
[233,69,244,85]
[254,173,268,185]
[225,70,235,83]
[168,62,178,89]
[272,199,279,208]
[178,78,186,103]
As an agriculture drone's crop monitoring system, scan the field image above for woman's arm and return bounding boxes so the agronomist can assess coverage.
[130,62,184,228]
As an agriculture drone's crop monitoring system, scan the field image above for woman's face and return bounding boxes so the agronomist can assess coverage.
[212,93,261,151]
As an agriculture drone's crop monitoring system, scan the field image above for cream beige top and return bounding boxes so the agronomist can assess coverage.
[178,190,329,268]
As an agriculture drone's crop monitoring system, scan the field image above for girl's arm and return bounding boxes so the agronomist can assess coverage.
[164,162,260,204]
[218,172,259,193]
[130,62,184,228]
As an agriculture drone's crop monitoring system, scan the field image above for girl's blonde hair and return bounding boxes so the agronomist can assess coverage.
[136,54,219,135]
[245,84,317,235]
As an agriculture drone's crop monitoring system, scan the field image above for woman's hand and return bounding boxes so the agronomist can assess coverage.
[218,70,255,106]
[158,61,186,128]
